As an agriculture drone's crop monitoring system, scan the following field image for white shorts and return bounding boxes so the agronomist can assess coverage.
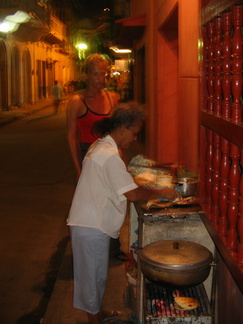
[70,226,110,314]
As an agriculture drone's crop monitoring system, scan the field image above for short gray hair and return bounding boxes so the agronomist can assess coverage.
[111,102,145,129]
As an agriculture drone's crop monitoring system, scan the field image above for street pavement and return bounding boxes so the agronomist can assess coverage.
[0,98,134,324]
[0,98,76,323]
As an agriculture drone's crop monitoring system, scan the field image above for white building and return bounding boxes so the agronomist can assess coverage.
[0,0,78,110]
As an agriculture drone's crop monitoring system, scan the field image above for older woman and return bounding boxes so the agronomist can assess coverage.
[67,102,176,324]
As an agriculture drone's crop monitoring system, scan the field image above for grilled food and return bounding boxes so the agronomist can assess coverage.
[146,198,172,209]
[174,296,199,310]
[173,196,197,205]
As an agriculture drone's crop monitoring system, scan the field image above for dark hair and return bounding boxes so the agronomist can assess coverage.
[92,101,145,137]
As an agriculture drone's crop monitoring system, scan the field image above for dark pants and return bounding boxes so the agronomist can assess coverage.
[109,237,122,257]
[53,99,61,113]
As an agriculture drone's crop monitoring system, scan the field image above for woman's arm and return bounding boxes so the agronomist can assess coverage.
[124,186,176,203]
[66,95,84,179]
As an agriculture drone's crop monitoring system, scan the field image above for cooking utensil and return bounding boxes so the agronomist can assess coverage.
[175,177,198,197]
[138,240,213,286]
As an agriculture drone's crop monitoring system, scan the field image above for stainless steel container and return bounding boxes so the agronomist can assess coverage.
[176,177,198,197]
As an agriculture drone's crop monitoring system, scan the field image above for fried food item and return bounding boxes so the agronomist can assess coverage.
[146,198,173,209]
[173,196,197,205]
[174,297,199,310]
[134,172,174,189]
[156,174,174,188]
[133,172,157,187]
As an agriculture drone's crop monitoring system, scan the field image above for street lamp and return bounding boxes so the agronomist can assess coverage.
[0,10,31,33]
[77,43,87,60]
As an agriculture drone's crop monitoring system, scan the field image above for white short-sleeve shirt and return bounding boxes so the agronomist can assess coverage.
[67,135,138,238]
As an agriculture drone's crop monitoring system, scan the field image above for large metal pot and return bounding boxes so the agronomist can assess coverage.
[138,240,213,287]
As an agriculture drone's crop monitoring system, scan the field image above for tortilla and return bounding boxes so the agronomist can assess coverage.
[174,296,199,310]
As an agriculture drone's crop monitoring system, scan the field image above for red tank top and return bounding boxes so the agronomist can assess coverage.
[77,93,112,144]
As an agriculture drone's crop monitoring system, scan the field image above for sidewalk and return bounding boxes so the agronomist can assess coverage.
[0,99,55,127]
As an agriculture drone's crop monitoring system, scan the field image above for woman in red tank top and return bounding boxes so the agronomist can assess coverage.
[66,54,120,179]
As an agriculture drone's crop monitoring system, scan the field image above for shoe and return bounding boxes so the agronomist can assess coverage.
[100,310,122,322]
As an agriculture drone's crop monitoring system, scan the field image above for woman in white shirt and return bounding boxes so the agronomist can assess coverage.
[67,101,175,324]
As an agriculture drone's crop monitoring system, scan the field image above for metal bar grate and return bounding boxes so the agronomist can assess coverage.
[144,282,212,320]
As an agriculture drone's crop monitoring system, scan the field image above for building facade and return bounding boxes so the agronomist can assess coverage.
[116,0,243,323]
[0,0,78,110]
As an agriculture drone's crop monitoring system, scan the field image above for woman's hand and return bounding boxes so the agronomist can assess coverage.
[152,187,178,201]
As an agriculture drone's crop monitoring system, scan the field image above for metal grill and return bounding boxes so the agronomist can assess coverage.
[144,282,213,324]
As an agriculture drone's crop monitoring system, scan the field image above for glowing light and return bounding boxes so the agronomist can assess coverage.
[0,21,17,33]
[110,46,132,54]
[77,43,88,60]
[0,11,31,33]
[9,11,30,24]
[77,43,87,50]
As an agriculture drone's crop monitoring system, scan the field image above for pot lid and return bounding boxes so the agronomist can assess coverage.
[140,240,213,270]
